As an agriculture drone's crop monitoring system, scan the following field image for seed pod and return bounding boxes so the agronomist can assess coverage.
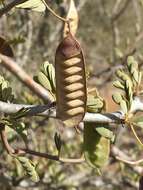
[55,33,87,127]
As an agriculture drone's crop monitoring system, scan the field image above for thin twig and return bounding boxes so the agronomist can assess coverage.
[111,146,143,167]
[17,148,85,163]
[129,123,143,147]
[116,156,143,165]
[0,124,15,154]
[0,54,54,103]
[0,126,85,163]
[42,0,68,23]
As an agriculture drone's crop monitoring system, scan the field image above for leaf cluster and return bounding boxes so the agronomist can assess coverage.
[34,61,56,99]
[0,75,14,102]
[112,56,142,114]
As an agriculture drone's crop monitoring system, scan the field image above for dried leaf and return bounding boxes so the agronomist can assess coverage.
[63,0,79,37]
[54,132,62,152]
[0,36,14,57]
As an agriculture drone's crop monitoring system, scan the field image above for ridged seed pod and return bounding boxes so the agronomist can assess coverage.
[55,33,87,127]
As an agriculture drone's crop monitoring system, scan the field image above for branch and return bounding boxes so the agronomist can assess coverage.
[0,54,54,103]
[0,0,27,17]
[17,149,85,163]
[0,100,124,123]
[112,146,143,169]
[0,125,85,163]
[111,146,143,175]
[0,97,143,123]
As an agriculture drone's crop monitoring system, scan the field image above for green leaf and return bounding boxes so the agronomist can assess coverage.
[125,80,133,109]
[37,71,52,91]
[114,47,123,59]
[41,61,49,76]
[120,100,128,114]
[16,0,46,12]
[16,156,39,182]
[116,69,132,82]
[0,75,14,102]
[41,61,56,92]
[87,95,104,113]
[112,92,123,104]
[113,80,124,90]
[11,122,28,144]
[127,56,139,84]
[46,63,56,92]
[95,124,114,140]
[127,56,138,71]
[84,123,110,169]
[112,93,128,113]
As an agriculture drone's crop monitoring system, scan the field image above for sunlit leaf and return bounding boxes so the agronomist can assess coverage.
[112,92,123,104]
[114,47,123,59]
[113,80,124,90]
[120,100,128,114]
[37,71,52,91]
[16,0,46,12]
[95,124,114,140]
[87,95,104,113]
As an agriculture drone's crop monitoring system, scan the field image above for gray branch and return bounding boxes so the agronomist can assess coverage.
[0,97,143,123]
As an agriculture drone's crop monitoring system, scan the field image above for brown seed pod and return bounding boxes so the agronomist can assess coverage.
[55,33,87,127]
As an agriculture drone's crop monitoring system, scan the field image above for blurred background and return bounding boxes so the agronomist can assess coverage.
[0,0,143,189]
